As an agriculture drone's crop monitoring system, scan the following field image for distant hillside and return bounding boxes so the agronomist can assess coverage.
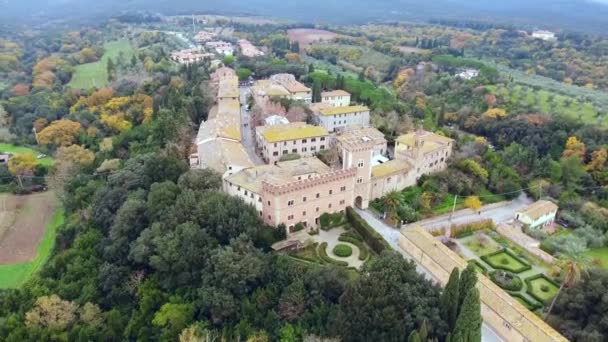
[2,0,608,34]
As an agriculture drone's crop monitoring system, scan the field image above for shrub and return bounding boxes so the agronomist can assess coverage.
[468,260,488,275]
[333,244,353,257]
[509,293,543,311]
[346,207,390,254]
[489,270,523,291]
[317,242,348,266]
[320,212,346,230]
[293,223,305,232]
[540,284,550,292]
[339,236,369,261]
[525,274,561,304]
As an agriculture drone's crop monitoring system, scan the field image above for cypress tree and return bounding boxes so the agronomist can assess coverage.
[459,264,478,308]
[441,267,461,330]
[453,288,482,342]
[408,331,421,342]
[312,80,322,103]
[419,319,429,342]
[309,63,315,73]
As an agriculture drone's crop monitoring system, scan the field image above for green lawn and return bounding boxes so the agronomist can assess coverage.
[464,235,501,256]
[585,247,608,269]
[0,208,64,288]
[68,39,135,89]
[0,143,54,166]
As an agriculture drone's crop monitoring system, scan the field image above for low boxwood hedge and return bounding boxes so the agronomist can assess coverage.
[468,260,488,275]
[346,207,390,254]
[481,248,532,274]
[509,293,543,311]
[525,274,561,304]
[317,242,348,267]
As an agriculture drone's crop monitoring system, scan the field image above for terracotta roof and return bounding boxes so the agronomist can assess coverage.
[395,131,454,155]
[258,122,328,143]
[336,126,386,146]
[318,105,370,116]
[283,81,311,93]
[517,200,558,221]
[218,76,239,99]
[372,159,412,178]
[198,139,254,174]
[322,89,350,97]
[400,227,568,342]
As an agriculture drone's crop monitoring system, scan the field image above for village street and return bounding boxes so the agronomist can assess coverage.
[239,86,264,165]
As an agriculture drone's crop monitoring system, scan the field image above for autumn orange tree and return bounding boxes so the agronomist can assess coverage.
[483,108,507,119]
[562,136,586,161]
[464,196,482,212]
[37,119,82,147]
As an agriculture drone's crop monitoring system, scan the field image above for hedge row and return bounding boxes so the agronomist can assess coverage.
[339,236,369,261]
[509,293,543,311]
[468,259,488,275]
[451,219,495,238]
[317,242,349,267]
[346,207,390,254]
[481,248,532,274]
[525,274,561,304]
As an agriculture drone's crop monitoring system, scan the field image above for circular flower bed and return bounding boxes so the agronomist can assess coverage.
[333,244,353,258]
[490,270,523,291]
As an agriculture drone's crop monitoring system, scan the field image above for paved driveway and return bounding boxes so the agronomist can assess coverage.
[402,194,533,233]
[239,86,264,165]
[355,208,504,342]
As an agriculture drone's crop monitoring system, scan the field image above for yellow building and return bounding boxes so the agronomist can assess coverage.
[256,122,329,164]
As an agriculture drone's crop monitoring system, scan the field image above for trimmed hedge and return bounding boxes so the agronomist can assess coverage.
[481,249,532,273]
[339,236,369,261]
[346,207,390,254]
[509,293,543,311]
[333,244,353,257]
[525,274,561,304]
[468,259,488,275]
[489,270,523,291]
[318,242,349,266]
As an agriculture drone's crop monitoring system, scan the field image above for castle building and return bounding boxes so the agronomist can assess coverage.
[313,105,370,133]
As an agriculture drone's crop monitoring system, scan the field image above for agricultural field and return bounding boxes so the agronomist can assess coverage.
[0,192,61,288]
[287,28,338,48]
[486,84,604,126]
[68,39,135,89]
[307,43,398,80]
[0,143,54,166]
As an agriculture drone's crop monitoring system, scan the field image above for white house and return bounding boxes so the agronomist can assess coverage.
[515,200,558,230]
[313,105,370,133]
[321,90,351,108]
[532,30,557,41]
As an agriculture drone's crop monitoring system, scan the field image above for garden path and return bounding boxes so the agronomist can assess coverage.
[311,228,364,269]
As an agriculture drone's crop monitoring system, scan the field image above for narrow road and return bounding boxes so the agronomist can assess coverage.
[355,208,504,342]
[239,86,264,165]
[402,194,533,233]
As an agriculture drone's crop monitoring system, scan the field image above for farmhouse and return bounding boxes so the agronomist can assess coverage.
[321,89,351,108]
[205,41,234,56]
[194,31,217,42]
[314,105,370,133]
[270,74,312,103]
[256,122,329,164]
[250,74,312,108]
[515,200,558,230]
[170,48,213,65]
[532,30,557,41]
[238,39,264,57]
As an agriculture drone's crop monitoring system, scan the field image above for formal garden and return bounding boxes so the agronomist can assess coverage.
[456,231,562,312]
[287,211,376,269]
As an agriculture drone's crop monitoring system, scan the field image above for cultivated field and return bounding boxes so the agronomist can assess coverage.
[68,39,135,89]
[0,192,61,288]
[288,28,338,47]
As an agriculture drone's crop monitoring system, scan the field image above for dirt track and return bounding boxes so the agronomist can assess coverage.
[0,192,57,264]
